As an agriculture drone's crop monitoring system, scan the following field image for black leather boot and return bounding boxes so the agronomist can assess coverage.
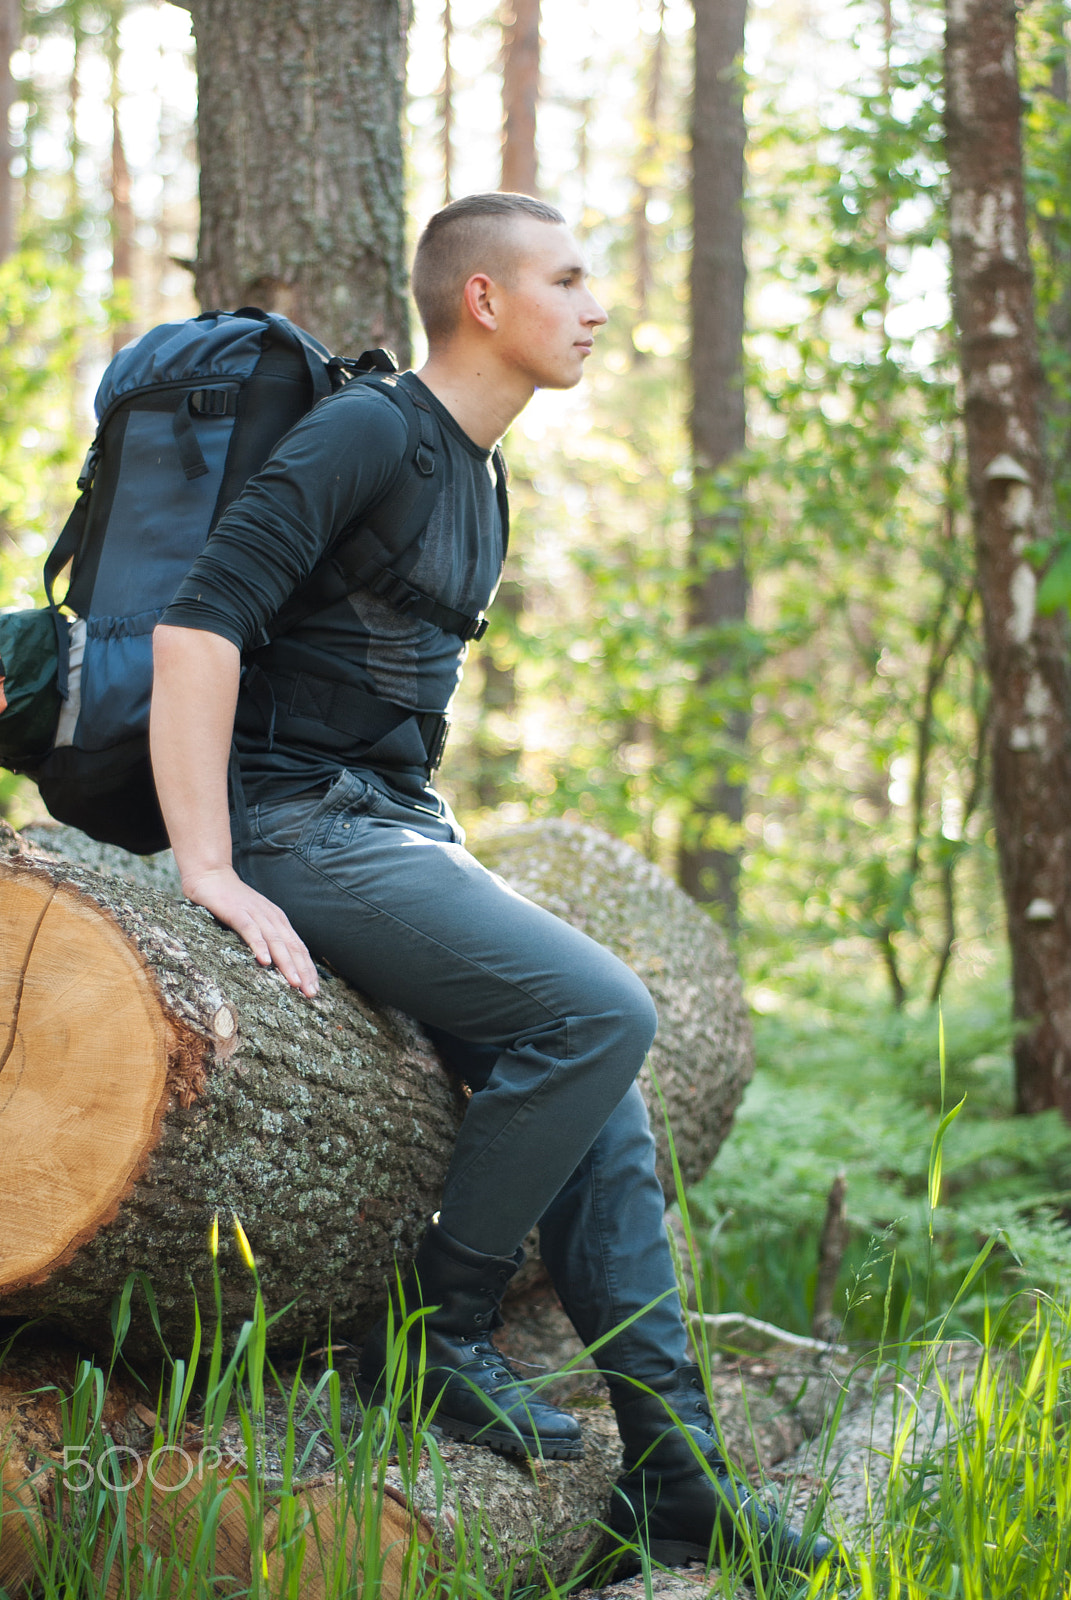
[358,1217,583,1461]
[608,1365,836,1576]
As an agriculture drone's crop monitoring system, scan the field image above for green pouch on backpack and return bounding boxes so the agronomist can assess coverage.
[0,608,63,768]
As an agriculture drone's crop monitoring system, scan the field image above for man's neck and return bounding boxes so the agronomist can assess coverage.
[416,349,533,450]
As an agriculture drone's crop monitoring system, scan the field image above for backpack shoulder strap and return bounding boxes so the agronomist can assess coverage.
[491,443,509,560]
[42,432,99,610]
[269,374,497,643]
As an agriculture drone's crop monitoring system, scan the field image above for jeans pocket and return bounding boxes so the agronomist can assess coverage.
[253,771,371,854]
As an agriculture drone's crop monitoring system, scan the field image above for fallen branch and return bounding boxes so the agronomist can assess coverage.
[690,1311,850,1358]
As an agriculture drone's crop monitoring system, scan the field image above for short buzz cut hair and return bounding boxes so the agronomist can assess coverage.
[412,192,566,348]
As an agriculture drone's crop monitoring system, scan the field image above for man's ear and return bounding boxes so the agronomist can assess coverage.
[462,272,499,333]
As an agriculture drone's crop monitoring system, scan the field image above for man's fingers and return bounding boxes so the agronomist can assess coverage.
[263,928,320,997]
[188,871,320,998]
[234,909,319,997]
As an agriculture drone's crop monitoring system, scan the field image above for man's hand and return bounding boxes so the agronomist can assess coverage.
[182,865,320,998]
[151,627,321,1000]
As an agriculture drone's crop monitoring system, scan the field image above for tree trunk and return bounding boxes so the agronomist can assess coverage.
[65,3,86,273]
[631,0,666,350]
[0,0,18,262]
[473,576,522,810]
[439,0,454,204]
[478,0,541,801]
[680,0,749,925]
[1,817,752,1356]
[188,0,410,363]
[106,0,135,355]
[944,0,1071,1117]
[500,0,539,196]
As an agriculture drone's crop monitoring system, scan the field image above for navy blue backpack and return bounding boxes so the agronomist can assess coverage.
[0,307,503,854]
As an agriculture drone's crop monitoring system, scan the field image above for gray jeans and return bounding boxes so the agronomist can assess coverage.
[237,767,689,1381]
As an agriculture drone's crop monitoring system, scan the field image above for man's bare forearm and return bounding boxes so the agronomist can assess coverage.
[149,624,320,996]
[150,624,240,889]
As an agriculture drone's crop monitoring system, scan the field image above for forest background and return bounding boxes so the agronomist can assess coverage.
[3,0,1071,1343]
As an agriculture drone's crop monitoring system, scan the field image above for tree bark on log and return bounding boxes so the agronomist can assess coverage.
[0,824,464,1358]
[187,0,411,362]
[0,817,751,1360]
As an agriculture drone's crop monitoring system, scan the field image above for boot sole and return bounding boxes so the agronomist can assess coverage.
[434,1411,584,1460]
[356,1377,584,1461]
[615,1535,830,1577]
[647,1538,714,1565]
[607,1538,709,1576]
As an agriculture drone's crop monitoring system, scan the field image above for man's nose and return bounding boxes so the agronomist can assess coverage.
[584,292,608,327]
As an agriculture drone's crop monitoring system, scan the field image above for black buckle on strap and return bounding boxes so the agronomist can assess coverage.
[189,387,236,417]
[352,348,399,374]
[410,396,438,477]
[77,445,100,491]
[369,568,423,613]
[464,614,489,642]
[418,713,450,771]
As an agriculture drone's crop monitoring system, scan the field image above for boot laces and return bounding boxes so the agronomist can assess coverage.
[463,1337,525,1388]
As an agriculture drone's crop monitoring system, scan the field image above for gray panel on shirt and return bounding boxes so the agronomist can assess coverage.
[348,457,500,712]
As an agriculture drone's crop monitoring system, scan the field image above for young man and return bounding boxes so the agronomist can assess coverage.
[150,193,833,1577]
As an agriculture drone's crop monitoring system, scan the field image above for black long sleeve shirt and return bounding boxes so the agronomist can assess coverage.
[161,372,505,801]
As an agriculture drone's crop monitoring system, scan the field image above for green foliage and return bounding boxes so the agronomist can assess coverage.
[835,1297,1071,1600]
[669,1043,1071,1600]
[0,247,87,824]
[1021,0,1071,590]
[738,0,992,1006]
[0,247,83,584]
[691,969,1071,1344]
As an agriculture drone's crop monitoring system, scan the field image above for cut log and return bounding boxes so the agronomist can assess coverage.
[97,1452,436,1600]
[1,870,172,1294]
[263,1479,435,1600]
[0,1456,41,1597]
[0,825,465,1358]
[98,1451,256,1599]
[0,818,752,1359]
